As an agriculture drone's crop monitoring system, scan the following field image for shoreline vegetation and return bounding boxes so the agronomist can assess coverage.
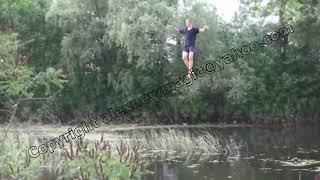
[0,127,243,179]
[0,132,151,179]
[0,121,318,136]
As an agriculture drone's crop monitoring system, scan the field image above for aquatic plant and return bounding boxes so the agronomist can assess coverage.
[123,128,243,156]
[0,132,151,179]
[0,133,43,180]
[61,135,151,180]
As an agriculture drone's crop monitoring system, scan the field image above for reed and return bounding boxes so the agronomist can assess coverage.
[123,128,243,156]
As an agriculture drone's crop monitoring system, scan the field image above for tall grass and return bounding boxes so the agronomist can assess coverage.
[123,128,244,157]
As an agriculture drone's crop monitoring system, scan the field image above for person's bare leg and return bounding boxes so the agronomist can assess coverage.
[182,51,189,68]
[188,51,194,74]
[183,51,192,78]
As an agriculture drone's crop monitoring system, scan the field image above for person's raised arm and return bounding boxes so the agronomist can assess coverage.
[199,25,209,32]
[173,26,180,32]
[171,25,183,34]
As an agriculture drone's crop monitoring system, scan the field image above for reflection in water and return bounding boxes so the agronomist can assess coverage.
[162,162,178,180]
[143,124,320,180]
[150,162,179,180]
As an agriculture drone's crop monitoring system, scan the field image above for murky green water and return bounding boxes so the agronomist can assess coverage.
[140,125,320,180]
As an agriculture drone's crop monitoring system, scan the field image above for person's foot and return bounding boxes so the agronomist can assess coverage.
[190,68,195,76]
[187,69,192,79]
[187,73,191,79]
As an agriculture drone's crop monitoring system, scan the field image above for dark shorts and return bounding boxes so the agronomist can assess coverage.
[183,45,196,53]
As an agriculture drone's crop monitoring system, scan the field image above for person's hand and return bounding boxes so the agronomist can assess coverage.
[169,25,180,32]
[171,25,179,32]
[204,25,209,30]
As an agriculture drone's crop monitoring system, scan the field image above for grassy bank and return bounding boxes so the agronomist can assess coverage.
[0,125,244,179]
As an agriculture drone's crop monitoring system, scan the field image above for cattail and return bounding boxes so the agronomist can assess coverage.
[69,141,74,159]
[130,164,138,178]
[100,133,104,143]
[124,151,130,162]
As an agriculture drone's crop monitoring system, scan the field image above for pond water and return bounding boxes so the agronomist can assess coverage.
[140,125,320,180]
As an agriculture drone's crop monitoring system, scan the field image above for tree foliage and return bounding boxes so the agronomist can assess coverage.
[0,0,319,124]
